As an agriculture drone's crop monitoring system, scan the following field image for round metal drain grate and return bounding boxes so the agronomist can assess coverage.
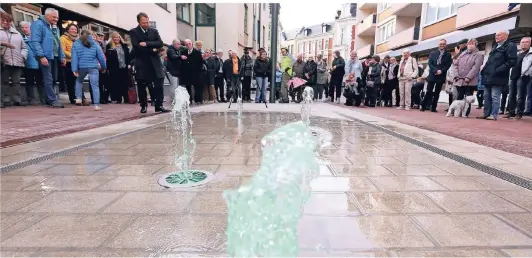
[158,170,214,188]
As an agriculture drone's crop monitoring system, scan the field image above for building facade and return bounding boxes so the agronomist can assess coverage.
[332,3,357,59]
[281,22,334,65]
[352,3,532,63]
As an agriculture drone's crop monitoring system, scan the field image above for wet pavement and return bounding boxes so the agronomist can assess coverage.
[1,103,532,257]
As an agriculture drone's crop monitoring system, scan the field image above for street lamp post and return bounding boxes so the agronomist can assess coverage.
[269,3,279,104]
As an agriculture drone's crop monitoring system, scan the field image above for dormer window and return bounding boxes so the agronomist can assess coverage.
[321,24,330,33]
[304,28,311,37]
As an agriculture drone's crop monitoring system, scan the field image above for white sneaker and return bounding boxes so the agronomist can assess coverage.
[397,106,405,110]
[94,105,102,111]
[336,99,340,104]
[75,99,82,105]
[405,107,411,111]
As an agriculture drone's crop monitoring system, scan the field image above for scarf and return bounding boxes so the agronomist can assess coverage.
[232,56,239,75]
[63,32,78,42]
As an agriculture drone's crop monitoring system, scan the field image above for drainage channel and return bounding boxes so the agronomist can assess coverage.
[334,111,532,191]
[0,121,169,174]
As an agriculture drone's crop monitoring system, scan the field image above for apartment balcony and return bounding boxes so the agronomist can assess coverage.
[387,26,419,50]
[359,2,377,11]
[390,3,422,17]
[357,13,377,37]
[456,3,519,29]
[357,44,374,59]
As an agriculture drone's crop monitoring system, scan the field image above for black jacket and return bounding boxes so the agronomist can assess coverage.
[105,43,130,73]
[253,58,271,78]
[427,50,452,83]
[303,60,318,84]
[481,40,518,86]
[179,48,203,85]
[128,25,164,80]
[510,49,530,80]
[206,56,219,85]
[367,63,382,83]
[331,56,346,77]
[223,57,242,81]
[166,45,182,77]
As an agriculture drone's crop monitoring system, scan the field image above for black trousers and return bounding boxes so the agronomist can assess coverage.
[242,76,251,101]
[137,77,164,107]
[500,92,508,112]
[382,80,394,106]
[516,76,530,115]
[365,86,376,106]
[64,63,77,102]
[24,68,43,104]
[411,84,423,106]
[215,75,225,101]
[506,79,518,115]
[394,82,400,106]
[109,68,130,103]
[422,81,444,110]
[329,75,343,101]
[354,87,366,107]
[477,90,484,108]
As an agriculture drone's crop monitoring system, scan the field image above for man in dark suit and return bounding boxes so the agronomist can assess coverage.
[504,36,531,119]
[179,39,203,104]
[129,12,169,113]
[421,39,452,112]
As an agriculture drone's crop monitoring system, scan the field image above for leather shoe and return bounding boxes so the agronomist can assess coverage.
[155,106,170,113]
[140,106,147,113]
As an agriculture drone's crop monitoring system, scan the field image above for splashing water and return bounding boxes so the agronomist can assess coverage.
[171,86,196,171]
[301,86,314,126]
[224,121,319,257]
[236,96,243,119]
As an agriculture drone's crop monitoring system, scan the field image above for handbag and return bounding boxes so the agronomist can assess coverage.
[127,70,137,104]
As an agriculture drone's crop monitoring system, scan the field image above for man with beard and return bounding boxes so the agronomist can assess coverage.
[129,12,169,113]
[179,39,203,104]
[421,39,452,112]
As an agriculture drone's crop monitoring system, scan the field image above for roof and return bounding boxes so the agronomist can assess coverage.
[282,21,334,40]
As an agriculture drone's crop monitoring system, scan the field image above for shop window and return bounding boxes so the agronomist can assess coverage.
[12,8,39,31]
[155,3,168,10]
[196,3,215,26]
[176,3,191,23]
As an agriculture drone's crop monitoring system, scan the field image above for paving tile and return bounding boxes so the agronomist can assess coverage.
[216,165,260,176]
[34,250,153,257]
[1,191,49,212]
[424,192,525,213]
[96,176,164,191]
[428,176,492,190]
[0,175,48,191]
[498,213,532,236]
[331,165,394,176]
[205,175,241,190]
[187,192,227,214]
[42,155,103,164]
[153,165,220,176]
[4,164,56,176]
[493,191,532,211]
[393,249,504,257]
[370,176,448,191]
[304,193,360,215]
[501,249,532,257]
[103,192,196,214]
[19,192,122,213]
[1,215,131,248]
[0,151,50,166]
[355,192,443,214]
[38,164,108,176]
[23,175,115,191]
[473,176,528,191]
[95,164,165,176]
[384,165,451,176]
[106,215,226,252]
[414,214,532,247]
[310,177,378,193]
[89,155,156,165]
[193,156,247,165]
[0,213,49,241]
[349,156,404,166]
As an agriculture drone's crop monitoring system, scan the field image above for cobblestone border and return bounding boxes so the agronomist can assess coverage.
[0,121,169,174]
[334,112,532,191]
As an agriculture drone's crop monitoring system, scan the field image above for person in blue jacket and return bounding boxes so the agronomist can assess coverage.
[476,71,484,109]
[71,29,106,110]
[29,8,66,108]
[20,21,43,105]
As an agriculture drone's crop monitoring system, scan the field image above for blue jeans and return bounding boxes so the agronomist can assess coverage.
[76,68,100,105]
[255,76,268,103]
[39,57,59,104]
[526,78,532,113]
[483,85,502,118]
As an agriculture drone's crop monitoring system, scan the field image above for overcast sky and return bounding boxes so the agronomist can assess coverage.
[280,2,340,31]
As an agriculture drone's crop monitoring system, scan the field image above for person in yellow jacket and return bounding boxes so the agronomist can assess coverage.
[279,47,295,103]
[60,23,87,105]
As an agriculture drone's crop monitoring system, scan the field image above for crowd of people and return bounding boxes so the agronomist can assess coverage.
[2,9,531,121]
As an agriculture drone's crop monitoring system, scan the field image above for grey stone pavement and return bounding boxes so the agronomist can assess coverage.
[1,102,532,257]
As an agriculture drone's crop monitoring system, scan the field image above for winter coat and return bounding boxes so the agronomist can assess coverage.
[1,26,27,67]
[129,25,165,80]
[71,36,107,72]
[223,57,241,81]
[510,49,531,80]
[60,34,76,63]
[303,60,318,84]
[452,48,484,87]
[292,60,305,78]
[427,49,452,83]
[280,54,295,75]
[179,47,203,85]
[367,63,382,84]
[206,55,219,85]
[253,58,271,78]
[477,73,484,91]
[105,42,130,72]
[29,15,65,60]
[344,58,363,84]
[22,35,38,69]
[240,55,253,77]
[397,57,419,80]
[165,45,182,77]
[481,40,518,86]
[316,60,328,84]
[331,56,346,77]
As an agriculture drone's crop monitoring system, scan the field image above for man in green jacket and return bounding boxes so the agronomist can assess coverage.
[280,47,295,103]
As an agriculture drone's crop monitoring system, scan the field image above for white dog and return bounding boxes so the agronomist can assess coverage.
[446,95,476,118]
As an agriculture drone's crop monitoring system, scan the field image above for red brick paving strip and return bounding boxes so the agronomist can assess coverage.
[331,102,532,159]
[0,104,163,148]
